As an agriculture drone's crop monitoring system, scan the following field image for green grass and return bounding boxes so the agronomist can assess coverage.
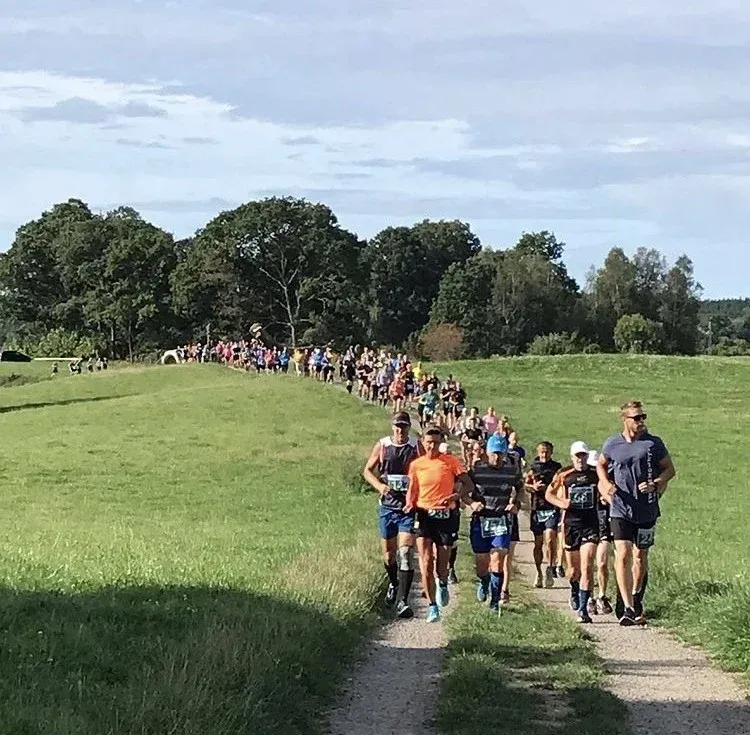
[440,544,629,735]
[433,354,750,686]
[0,365,388,734]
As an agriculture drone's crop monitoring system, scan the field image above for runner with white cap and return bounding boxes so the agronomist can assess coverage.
[546,441,601,623]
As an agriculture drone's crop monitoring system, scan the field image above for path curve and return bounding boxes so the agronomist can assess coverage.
[514,514,750,735]
[325,580,453,735]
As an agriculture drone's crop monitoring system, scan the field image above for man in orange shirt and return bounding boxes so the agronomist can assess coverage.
[405,427,474,622]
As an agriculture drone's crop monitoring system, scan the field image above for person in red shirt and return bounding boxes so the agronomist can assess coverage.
[405,427,474,622]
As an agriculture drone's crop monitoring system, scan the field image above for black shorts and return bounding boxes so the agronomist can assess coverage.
[415,509,458,547]
[564,523,599,551]
[610,518,656,549]
[597,508,612,541]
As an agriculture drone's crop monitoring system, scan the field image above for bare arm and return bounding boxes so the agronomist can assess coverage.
[596,454,616,504]
[362,442,388,495]
[544,474,569,510]
[455,472,475,504]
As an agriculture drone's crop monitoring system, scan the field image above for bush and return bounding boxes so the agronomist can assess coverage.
[7,328,103,358]
[711,337,750,356]
[419,323,467,361]
[614,314,664,354]
[526,332,582,356]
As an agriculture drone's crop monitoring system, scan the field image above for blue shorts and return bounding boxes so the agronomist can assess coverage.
[470,515,511,554]
[378,505,415,539]
[530,508,561,535]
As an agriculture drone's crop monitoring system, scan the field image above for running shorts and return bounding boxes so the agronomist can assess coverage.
[470,514,511,554]
[530,508,561,535]
[414,508,458,546]
[564,523,599,551]
[610,518,656,549]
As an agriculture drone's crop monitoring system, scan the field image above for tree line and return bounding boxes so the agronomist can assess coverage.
[0,196,744,360]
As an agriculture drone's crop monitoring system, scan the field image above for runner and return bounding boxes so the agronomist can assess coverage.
[363,411,423,619]
[589,449,614,615]
[417,385,439,429]
[468,434,523,614]
[597,400,676,626]
[525,442,563,588]
[546,441,601,623]
[405,426,474,622]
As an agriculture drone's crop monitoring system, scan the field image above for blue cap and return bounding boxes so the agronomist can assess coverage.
[486,435,508,454]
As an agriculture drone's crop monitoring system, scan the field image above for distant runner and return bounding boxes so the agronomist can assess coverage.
[405,427,474,622]
[597,400,676,626]
[363,411,423,619]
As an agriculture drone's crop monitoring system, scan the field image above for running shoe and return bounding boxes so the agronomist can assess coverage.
[633,591,644,618]
[550,566,558,578]
[618,607,637,627]
[570,588,580,611]
[534,571,544,588]
[597,596,614,615]
[385,583,397,606]
[500,590,510,606]
[449,568,459,585]
[396,600,414,619]
[578,610,593,624]
[587,597,598,615]
[634,613,647,626]
[426,604,440,623]
[438,583,450,608]
[476,581,488,603]
[557,565,565,578]
[545,567,555,588]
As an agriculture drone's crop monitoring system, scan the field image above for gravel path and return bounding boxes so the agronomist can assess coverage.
[325,579,453,735]
[514,514,750,735]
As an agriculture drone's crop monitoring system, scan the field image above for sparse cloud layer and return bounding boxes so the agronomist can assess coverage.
[2,1,750,295]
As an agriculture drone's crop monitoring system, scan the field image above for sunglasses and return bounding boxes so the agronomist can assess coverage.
[627,413,647,421]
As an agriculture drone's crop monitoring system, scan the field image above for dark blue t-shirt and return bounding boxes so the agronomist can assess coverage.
[601,432,668,524]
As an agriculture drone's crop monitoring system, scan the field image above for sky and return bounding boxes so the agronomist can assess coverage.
[1,1,750,298]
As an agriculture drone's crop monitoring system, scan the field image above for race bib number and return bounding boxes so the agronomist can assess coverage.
[636,526,656,549]
[569,485,595,510]
[535,509,556,524]
[480,516,508,538]
[385,474,409,493]
[427,508,451,520]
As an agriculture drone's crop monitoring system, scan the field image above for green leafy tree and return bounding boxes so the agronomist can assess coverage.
[368,220,481,346]
[614,313,664,353]
[658,255,702,355]
[429,251,496,356]
[173,197,365,346]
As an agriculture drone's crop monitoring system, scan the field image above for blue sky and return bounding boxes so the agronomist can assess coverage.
[1,1,750,298]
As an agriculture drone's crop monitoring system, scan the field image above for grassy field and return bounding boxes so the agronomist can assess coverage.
[0,364,388,735]
[432,355,750,685]
[439,542,630,735]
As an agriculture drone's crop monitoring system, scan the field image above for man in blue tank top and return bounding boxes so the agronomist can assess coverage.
[363,410,423,619]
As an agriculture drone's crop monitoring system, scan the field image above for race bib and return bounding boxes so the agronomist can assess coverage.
[535,509,556,524]
[480,515,508,538]
[569,485,595,510]
[385,474,409,493]
[636,526,656,549]
[427,508,451,520]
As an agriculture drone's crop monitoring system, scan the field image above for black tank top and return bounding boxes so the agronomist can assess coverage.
[378,436,420,511]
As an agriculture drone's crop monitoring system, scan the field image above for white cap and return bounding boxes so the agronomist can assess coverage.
[587,449,599,467]
[570,440,590,456]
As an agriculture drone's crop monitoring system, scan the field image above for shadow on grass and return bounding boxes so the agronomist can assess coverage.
[0,395,132,414]
[0,584,374,735]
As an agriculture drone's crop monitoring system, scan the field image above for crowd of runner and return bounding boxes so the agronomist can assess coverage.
[207,338,676,627]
